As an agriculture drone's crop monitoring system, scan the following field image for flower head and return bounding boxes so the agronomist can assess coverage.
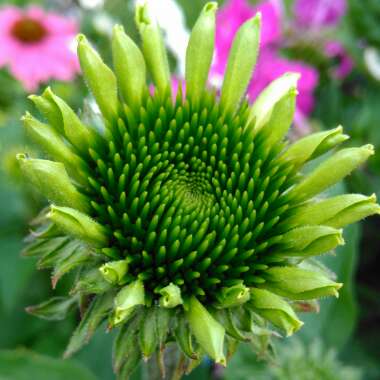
[19,2,379,377]
[0,5,79,91]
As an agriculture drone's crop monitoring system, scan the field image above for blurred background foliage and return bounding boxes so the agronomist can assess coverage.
[0,0,379,379]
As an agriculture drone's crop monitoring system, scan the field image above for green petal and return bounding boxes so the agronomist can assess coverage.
[220,13,261,114]
[158,283,183,308]
[262,266,342,300]
[77,34,118,121]
[48,205,108,248]
[99,260,129,285]
[292,145,374,201]
[185,2,217,104]
[135,3,170,94]
[17,155,89,213]
[248,288,303,336]
[186,296,226,365]
[112,25,146,109]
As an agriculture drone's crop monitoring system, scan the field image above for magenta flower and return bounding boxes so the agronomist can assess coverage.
[0,6,79,91]
[294,0,346,28]
[210,0,318,128]
[325,40,354,79]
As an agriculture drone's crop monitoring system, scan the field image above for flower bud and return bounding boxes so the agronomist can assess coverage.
[287,194,380,228]
[112,25,146,109]
[292,145,374,201]
[48,205,108,248]
[113,280,145,326]
[99,260,129,285]
[281,225,344,257]
[77,34,118,121]
[248,289,303,336]
[220,13,261,114]
[17,155,89,213]
[186,2,217,104]
[135,3,170,93]
[283,126,349,166]
[158,283,183,308]
[215,282,250,308]
[247,72,299,138]
[186,296,226,365]
[263,266,343,300]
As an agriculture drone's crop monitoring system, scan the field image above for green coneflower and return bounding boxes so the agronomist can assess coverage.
[19,2,379,378]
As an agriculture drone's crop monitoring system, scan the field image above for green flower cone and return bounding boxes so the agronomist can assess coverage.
[19,2,380,378]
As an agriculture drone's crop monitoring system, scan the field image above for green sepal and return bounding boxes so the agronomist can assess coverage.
[112,25,146,109]
[220,14,261,114]
[26,296,77,321]
[37,239,78,270]
[22,236,69,258]
[185,2,217,104]
[247,73,299,138]
[71,268,112,295]
[64,292,114,358]
[212,309,249,342]
[17,155,90,213]
[135,3,170,94]
[77,34,118,121]
[158,282,183,308]
[139,307,158,360]
[113,311,143,373]
[42,87,100,154]
[22,113,87,181]
[112,280,145,326]
[282,126,349,166]
[248,288,303,336]
[286,194,380,228]
[280,225,344,257]
[48,205,108,248]
[186,296,226,365]
[99,259,129,285]
[155,307,173,349]
[215,282,250,308]
[174,313,198,359]
[262,266,343,300]
[292,145,374,201]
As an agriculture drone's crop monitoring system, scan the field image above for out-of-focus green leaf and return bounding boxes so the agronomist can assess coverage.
[0,349,97,380]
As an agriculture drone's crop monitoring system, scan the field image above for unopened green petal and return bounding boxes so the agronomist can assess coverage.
[135,3,170,94]
[280,225,344,257]
[246,72,299,138]
[112,25,146,109]
[113,280,145,325]
[248,288,303,336]
[158,283,183,308]
[292,145,374,201]
[215,282,250,308]
[286,194,380,228]
[99,260,129,285]
[186,297,226,365]
[283,126,349,166]
[220,14,261,114]
[48,205,108,248]
[17,155,89,213]
[263,266,342,300]
[185,2,217,104]
[77,34,118,121]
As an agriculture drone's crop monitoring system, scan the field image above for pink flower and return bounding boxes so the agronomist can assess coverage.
[325,40,354,79]
[294,0,346,28]
[0,5,79,91]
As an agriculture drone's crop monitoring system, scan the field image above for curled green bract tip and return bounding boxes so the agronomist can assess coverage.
[19,2,378,378]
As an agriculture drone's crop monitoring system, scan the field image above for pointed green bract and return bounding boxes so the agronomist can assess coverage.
[48,205,108,248]
[186,297,226,365]
[77,34,118,121]
[248,289,303,336]
[26,296,77,321]
[263,267,343,300]
[220,14,261,114]
[135,2,170,94]
[17,155,89,213]
[112,25,146,109]
[185,2,217,104]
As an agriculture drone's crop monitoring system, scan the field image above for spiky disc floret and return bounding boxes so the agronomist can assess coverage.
[19,2,379,378]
